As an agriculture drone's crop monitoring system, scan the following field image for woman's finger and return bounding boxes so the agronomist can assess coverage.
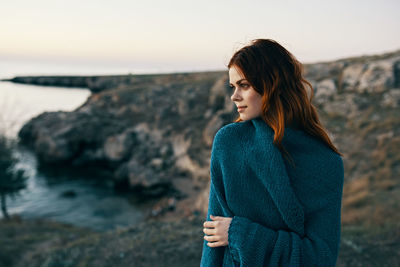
[203,221,215,228]
[204,235,219,242]
[203,228,217,235]
[207,241,223,247]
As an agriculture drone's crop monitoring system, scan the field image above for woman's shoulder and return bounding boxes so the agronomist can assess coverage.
[213,117,276,146]
[209,121,247,151]
[213,120,251,144]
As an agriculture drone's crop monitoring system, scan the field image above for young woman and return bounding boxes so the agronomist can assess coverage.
[200,39,344,267]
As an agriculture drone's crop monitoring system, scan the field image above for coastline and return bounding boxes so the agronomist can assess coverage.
[1,49,400,266]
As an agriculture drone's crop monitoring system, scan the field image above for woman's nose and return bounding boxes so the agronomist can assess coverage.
[231,90,241,102]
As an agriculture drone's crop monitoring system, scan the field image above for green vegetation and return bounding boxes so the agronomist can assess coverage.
[0,136,27,219]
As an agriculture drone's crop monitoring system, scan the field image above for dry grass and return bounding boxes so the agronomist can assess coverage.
[343,175,370,208]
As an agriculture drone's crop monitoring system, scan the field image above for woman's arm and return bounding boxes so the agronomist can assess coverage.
[200,128,232,267]
[227,174,344,267]
[200,180,226,267]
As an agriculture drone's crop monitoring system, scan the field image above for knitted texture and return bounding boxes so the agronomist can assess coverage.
[200,116,344,267]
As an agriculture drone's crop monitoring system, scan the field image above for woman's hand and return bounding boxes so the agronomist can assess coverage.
[203,215,233,247]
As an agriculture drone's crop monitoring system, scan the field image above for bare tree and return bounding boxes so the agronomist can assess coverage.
[0,136,27,219]
[0,88,28,219]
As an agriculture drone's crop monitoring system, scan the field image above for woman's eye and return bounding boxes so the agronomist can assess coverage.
[229,83,248,90]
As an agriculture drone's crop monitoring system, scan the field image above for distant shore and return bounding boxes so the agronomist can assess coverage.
[1,70,225,93]
[2,75,92,90]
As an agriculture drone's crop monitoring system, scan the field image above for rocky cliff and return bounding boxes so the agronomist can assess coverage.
[17,70,235,218]
[16,50,400,230]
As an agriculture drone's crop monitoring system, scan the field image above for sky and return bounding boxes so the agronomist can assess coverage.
[1,0,399,74]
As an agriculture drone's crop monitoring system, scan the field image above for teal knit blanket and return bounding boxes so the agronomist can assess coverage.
[200,116,344,267]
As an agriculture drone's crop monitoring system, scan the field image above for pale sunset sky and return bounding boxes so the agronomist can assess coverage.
[1,0,399,74]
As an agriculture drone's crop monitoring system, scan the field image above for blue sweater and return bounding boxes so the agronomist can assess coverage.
[200,116,344,267]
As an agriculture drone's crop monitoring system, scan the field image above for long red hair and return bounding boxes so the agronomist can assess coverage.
[227,39,343,165]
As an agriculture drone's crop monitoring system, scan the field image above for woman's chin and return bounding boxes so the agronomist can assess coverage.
[239,114,250,121]
[240,113,260,121]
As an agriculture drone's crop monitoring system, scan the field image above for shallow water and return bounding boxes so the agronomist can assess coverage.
[5,145,146,231]
[0,80,147,231]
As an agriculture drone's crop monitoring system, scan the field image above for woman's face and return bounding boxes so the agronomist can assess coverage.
[229,66,263,121]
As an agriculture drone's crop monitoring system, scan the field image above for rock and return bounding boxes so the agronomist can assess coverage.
[340,56,400,93]
[114,157,170,196]
[323,94,359,118]
[203,110,230,146]
[103,127,138,162]
[357,59,397,93]
[149,197,177,218]
[314,78,337,104]
[150,158,164,171]
[19,73,235,196]
[208,74,231,111]
[381,88,400,108]
[341,63,365,91]
[194,181,210,216]
[14,50,400,227]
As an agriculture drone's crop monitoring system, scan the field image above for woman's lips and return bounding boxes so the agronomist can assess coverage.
[237,106,247,112]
